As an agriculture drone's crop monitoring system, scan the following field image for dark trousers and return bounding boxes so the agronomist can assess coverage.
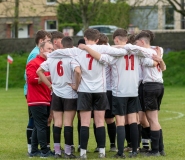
[29,105,50,154]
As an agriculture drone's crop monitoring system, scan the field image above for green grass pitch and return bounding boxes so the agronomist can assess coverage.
[0,87,184,160]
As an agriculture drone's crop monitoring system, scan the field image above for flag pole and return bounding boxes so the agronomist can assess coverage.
[6,60,9,91]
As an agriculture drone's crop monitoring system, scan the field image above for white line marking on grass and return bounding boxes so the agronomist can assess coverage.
[160,110,184,121]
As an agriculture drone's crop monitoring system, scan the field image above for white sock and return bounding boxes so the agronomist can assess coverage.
[27,144,31,153]
[80,149,86,156]
[99,148,105,155]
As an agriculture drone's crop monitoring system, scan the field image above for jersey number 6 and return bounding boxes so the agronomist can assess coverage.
[57,61,64,76]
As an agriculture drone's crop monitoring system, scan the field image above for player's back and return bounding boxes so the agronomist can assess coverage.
[41,57,77,98]
[74,45,106,93]
[142,48,163,83]
[48,45,127,93]
[111,54,140,97]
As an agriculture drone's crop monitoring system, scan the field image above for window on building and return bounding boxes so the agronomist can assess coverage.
[130,7,158,30]
[164,7,174,29]
[46,0,56,5]
[45,20,57,31]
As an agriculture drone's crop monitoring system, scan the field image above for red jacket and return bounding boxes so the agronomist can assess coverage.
[26,55,51,106]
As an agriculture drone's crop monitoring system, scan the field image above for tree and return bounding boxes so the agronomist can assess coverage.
[58,0,106,31]
[165,0,185,16]
[14,0,19,38]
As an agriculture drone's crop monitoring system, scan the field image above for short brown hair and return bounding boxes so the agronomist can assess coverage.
[35,30,52,45]
[61,36,73,48]
[135,30,154,44]
[84,29,100,41]
[127,34,136,44]
[77,38,85,46]
[142,30,155,42]
[97,33,109,45]
[51,31,64,43]
[113,28,128,40]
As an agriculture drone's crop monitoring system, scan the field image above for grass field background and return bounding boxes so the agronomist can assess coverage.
[0,87,185,159]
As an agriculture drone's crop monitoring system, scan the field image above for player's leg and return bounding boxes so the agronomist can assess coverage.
[138,83,150,152]
[63,110,76,158]
[93,92,109,158]
[63,98,77,158]
[139,111,150,152]
[145,110,160,155]
[137,113,142,150]
[79,111,91,158]
[51,93,63,158]
[127,97,140,158]
[112,96,126,158]
[105,118,117,152]
[77,92,92,159]
[53,111,63,158]
[92,111,99,152]
[105,91,117,152]
[143,83,163,157]
[94,110,106,158]
[124,115,132,152]
[26,106,34,154]
[77,112,81,152]
[157,86,165,156]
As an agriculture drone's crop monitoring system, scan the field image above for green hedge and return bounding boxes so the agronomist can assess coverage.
[163,50,185,86]
[0,50,184,88]
[0,53,28,89]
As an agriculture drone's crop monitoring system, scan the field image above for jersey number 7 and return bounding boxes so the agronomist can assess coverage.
[86,54,94,70]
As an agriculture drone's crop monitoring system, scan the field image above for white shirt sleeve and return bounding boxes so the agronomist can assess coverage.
[140,57,154,67]
[40,60,50,72]
[99,54,117,65]
[70,58,80,72]
[151,46,164,58]
[47,48,79,58]
[100,45,128,56]
[124,44,153,58]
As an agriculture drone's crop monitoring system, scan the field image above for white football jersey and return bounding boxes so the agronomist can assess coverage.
[99,45,158,97]
[138,58,154,84]
[46,44,155,93]
[141,48,163,83]
[40,57,78,99]
[47,45,129,93]
[139,46,164,84]
[100,54,140,97]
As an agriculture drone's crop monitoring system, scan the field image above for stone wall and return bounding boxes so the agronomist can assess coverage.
[152,31,185,53]
[0,31,185,54]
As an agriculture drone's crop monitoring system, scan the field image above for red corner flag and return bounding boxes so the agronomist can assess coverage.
[7,55,13,64]
[6,55,13,91]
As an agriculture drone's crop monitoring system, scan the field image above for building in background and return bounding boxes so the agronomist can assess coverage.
[0,0,184,38]
[0,0,60,38]
[127,0,183,31]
